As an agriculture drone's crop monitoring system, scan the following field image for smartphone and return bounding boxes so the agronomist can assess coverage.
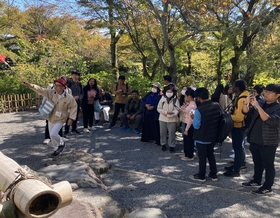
[250,89,255,95]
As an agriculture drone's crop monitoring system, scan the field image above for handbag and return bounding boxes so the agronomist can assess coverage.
[39,98,55,118]
[94,100,103,112]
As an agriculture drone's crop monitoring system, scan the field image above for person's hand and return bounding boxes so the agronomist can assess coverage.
[184,130,188,136]
[250,95,259,108]
[148,106,154,110]
[117,89,123,94]
[130,115,136,120]
[67,119,73,126]
[244,95,251,105]
[23,81,31,88]
[74,96,79,100]
[126,114,131,119]
[190,113,194,119]
[145,104,150,108]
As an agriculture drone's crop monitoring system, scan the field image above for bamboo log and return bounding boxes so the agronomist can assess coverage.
[0,152,72,218]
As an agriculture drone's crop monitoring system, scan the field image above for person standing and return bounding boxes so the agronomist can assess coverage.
[109,75,132,128]
[242,84,280,194]
[23,78,77,156]
[224,79,249,177]
[182,88,197,161]
[81,78,99,133]
[179,86,188,138]
[189,88,221,182]
[141,82,162,145]
[157,83,180,153]
[65,70,83,135]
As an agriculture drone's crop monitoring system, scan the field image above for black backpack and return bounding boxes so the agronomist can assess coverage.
[217,112,234,144]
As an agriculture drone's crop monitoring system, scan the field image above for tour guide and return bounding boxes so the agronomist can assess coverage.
[23,79,77,156]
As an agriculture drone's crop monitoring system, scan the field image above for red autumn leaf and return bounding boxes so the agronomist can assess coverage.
[0,54,6,63]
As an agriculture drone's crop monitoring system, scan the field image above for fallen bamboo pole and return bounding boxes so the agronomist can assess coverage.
[0,152,72,218]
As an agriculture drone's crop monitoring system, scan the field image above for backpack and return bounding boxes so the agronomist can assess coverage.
[216,102,234,144]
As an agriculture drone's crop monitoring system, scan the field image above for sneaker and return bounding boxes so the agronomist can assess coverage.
[223,170,240,177]
[189,174,206,182]
[224,136,232,143]
[224,165,247,171]
[161,145,167,151]
[121,126,131,131]
[103,121,110,126]
[242,180,261,187]
[56,144,65,154]
[108,124,115,129]
[229,154,235,158]
[89,126,96,131]
[61,137,69,142]
[208,173,218,181]
[72,130,81,134]
[51,144,65,156]
[169,147,175,153]
[251,187,273,195]
[134,128,140,134]
[43,139,51,144]
[181,156,194,161]
[94,120,100,125]
[83,128,90,133]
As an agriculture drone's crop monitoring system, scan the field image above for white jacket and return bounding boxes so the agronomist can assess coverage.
[157,96,180,123]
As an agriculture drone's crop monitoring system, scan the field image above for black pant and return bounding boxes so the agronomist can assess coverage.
[65,102,79,132]
[110,103,125,126]
[183,125,194,158]
[83,104,94,128]
[249,143,277,189]
[196,142,217,178]
[45,120,62,139]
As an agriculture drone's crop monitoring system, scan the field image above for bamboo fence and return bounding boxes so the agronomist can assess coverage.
[0,93,43,113]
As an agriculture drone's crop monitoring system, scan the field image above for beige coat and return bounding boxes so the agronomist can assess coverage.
[112,82,132,104]
[31,85,77,123]
[157,96,180,123]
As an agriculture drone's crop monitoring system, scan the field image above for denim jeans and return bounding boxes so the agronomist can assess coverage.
[231,127,246,172]
[196,142,217,178]
[249,143,277,189]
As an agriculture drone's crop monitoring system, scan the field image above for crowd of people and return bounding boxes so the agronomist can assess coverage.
[23,71,280,195]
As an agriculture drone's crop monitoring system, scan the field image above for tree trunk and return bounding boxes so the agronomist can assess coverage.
[110,42,119,79]
[230,47,242,84]
[217,46,223,84]
[186,52,192,76]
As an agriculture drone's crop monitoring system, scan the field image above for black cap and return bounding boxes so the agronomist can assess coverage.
[71,70,81,76]
[265,84,280,94]
[118,75,125,80]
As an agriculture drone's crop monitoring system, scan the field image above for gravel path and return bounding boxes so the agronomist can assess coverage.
[1,111,280,218]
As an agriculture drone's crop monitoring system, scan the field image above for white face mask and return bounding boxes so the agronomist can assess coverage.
[181,90,186,95]
[151,88,157,93]
[166,92,173,98]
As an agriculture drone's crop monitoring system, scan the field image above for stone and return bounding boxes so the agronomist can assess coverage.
[126,208,167,218]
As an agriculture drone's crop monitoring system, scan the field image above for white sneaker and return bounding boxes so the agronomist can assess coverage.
[43,139,51,144]
[229,154,235,158]
[224,136,232,143]
[61,137,69,142]
[89,126,96,131]
[83,128,90,133]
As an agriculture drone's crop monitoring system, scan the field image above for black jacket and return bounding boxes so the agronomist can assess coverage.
[100,92,113,107]
[193,100,222,142]
[81,86,100,107]
[246,101,280,146]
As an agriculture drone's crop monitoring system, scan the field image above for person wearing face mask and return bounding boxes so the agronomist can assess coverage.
[179,86,188,137]
[141,82,162,145]
[157,83,180,153]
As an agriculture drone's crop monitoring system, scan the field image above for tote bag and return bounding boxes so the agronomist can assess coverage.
[94,100,103,112]
[39,98,55,119]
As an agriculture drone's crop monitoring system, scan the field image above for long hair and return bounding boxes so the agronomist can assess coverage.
[86,78,98,90]
[211,84,224,103]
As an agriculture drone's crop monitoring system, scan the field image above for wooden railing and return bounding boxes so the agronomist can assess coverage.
[0,93,43,113]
